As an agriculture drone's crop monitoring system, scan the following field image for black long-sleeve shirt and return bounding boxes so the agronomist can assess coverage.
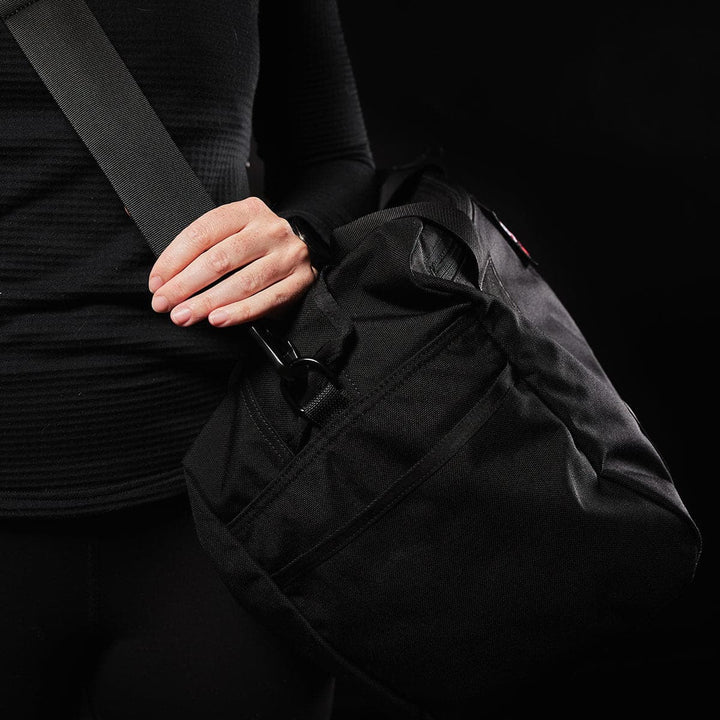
[0,0,376,515]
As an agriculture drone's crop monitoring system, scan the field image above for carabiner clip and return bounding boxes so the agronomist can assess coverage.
[249,323,344,424]
[248,324,302,380]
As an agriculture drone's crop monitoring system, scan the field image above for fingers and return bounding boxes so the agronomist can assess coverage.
[164,253,299,326]
[148,195,318,327]
[150,229,267,314]
[148,196,267,294]
[154,235,315,327]
[206,267,317,327]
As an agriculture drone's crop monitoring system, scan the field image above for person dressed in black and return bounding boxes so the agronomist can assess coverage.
[0,1,376,718]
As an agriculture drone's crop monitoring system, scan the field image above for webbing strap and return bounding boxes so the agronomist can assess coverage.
[1,0,363,428]
[333,201,479,257]
[0,0,247,257]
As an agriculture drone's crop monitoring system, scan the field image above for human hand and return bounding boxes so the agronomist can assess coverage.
[148,197,317,327]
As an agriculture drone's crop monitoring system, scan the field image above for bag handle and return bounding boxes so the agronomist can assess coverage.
[333,201,479,255]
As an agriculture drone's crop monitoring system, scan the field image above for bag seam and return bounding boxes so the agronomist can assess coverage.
[479,303,700,539]
[598,469,702,553]
[184,473,431,720]
[241,377,294,463]
[228,311,478,532]
[273,365,514,587]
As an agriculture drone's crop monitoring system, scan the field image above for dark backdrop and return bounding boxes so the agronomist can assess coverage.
[333,2,717,717]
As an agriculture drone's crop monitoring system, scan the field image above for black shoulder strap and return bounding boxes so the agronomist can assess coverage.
[0,0,249,257]
[1,0,351,424]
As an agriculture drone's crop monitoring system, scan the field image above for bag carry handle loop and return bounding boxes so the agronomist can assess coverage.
[333,201,480,259]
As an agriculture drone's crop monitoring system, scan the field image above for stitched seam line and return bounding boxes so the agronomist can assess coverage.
[2,0,42,21]
[241,379,293,462]
[274,370,513,586]
[229,312,477,532]
[232,315,473,530]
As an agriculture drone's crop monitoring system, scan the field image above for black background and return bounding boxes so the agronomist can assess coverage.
[333,2,717,717]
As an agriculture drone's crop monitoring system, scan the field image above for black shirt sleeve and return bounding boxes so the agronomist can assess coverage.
[252,0,378,265]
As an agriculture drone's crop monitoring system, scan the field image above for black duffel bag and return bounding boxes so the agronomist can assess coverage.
[182,164,701,719]
[4,3,697,713]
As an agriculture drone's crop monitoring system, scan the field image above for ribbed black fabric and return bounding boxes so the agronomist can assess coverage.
[1,0,222,258]
[0,0,376,516]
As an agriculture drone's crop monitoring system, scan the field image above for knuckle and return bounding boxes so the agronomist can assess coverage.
[242,266,265,294]
[283,240,309,270]
[243,195,266,214]
[304,264,317,283]
[277,217,295,237]
[213,204,234,222]
[293,238,311,264]
[265,218,292,241]
[208,247,233,276]
[185,221,212,249]
[273,287,297,308]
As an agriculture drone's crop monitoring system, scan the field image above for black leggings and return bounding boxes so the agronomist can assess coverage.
[0,492,335,720]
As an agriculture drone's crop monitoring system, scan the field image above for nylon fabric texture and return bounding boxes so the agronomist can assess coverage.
[1,1,701,714]
[183,165,702,719]
[0,0,376,515]
[0,0,218,255]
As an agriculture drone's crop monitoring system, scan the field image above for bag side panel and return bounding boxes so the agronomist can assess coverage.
[280,377,699,708]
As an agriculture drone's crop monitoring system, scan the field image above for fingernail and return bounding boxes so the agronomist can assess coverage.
[148,275,163,293]
[171,306,192,325]
[152,295,170,313]
[209,309,228,326]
